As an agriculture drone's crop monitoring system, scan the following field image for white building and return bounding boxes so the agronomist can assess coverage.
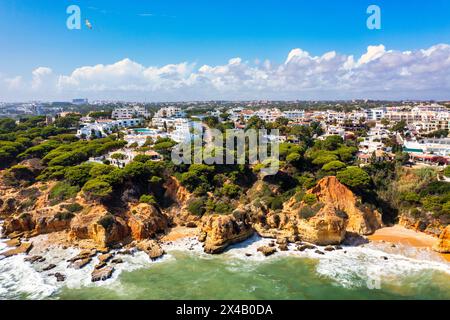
[254,108,284,122]
[124,128,168,147]
[154,106,185,118]
[169,120,203,143]
[404,138,450,156]
[283,110,305,122]
[77,118,144,138]
[112,106,150,119]
[364,108,386,121]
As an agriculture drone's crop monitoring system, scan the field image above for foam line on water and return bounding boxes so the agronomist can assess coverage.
[1,229,449,299]
[216,235,450,289]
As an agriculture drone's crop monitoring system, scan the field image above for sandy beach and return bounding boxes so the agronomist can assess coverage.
[368,225,450,262]
[160,226,199,242]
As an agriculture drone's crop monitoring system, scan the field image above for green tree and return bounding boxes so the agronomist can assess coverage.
[64,163,94,187]
[82,179,113,201]
[187,198,206,216]
[286,152,301,164]
[337,166,371,189]
[246,116,266,130]
[444,166,450,178]
[391,120,407,134]
[303,194,317,206]
[322,160,346,173]
[139,194,157,205]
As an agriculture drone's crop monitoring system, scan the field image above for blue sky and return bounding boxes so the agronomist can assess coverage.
[1,0,450,101]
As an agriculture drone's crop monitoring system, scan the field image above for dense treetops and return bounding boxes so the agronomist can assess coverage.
[0,115,447,223]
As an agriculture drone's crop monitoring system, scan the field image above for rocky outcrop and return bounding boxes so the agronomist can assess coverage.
[257,246,277,256]
[69,206,129,248]
[433,225,450,253]
[296,208,348,245]
[307,176,382,235]
[127,203,168,240]
[91,267,114,282]
[399,215,445,237]
[250,176,381,246]
[1,242,33,257]
[137,240,165,260]
[0,197,17,217]
[163,177,200,225]
[2,213,35,235]
[250,201,347,246]
[199,210,254,254]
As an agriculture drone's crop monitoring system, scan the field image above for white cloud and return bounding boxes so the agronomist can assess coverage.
[4,76,22,90]
[357,45,387,66]
[31,67,53,90]
[2,44,450,101]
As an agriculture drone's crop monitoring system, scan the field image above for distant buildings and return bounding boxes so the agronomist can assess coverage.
[72,98,88,105]
[403,138,450,156]
[112,106,150,119]
[385,104,450,132]
[283,110,305,122]
[364,108,386,121]
[124,128,168,147]
[154,106,185,118]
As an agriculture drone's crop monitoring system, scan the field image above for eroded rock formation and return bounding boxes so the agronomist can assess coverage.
[199,210,254,254]
[433,225,450,253]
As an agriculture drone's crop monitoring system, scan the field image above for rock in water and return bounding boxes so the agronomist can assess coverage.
[137,240,165,260]
[111,258,123,264]
[70,258,91,269]
[94,262,107,270]
[91,267,114,282]
[67,249,97,262]
[98,253,113,263]
[55,273,66,282]
[25,255,45,264]
[5,238,21,247]
[2,242,33,257]
[257,246,277,256]
[42,264,56,271]
[278,243,289,251]
[297,244,316,251]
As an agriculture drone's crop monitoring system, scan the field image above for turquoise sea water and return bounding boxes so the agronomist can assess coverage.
[1,235,450,300]
[55,251,450,300]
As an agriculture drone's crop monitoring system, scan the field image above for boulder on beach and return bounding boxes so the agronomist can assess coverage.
[2,242,33,257]
[98,253,113,263]
[257,246,277,256]
[137,240,165,260]
[70,258,91,269]
[199,211,254,254]
[91,267,114,282]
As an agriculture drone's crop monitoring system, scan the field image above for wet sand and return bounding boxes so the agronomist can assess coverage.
[368,225,450,262]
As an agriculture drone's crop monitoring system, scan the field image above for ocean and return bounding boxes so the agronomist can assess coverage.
[1,234,450,300]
